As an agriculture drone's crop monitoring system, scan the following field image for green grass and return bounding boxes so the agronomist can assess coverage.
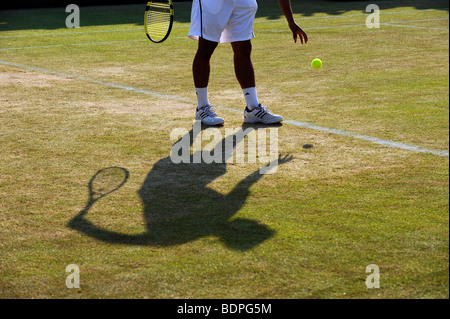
[0,0,448,298]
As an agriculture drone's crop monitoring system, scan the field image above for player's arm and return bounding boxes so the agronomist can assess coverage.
[277,0,308,44]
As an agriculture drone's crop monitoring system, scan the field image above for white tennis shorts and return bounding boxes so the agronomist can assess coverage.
[188,0,258,43]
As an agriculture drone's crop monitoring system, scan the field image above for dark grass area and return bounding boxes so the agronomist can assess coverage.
[1,0,448,31]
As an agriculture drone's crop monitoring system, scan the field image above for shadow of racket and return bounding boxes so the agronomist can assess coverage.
[74,166,129,219]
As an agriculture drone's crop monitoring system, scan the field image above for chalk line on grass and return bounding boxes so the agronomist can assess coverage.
[2,16,447,51]
[0,8,447,39]
[0,59,448,158]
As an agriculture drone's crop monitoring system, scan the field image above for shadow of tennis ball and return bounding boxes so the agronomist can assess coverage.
[302,144,314,149]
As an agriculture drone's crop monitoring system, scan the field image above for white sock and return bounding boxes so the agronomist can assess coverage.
[243,87,259,110]
[196,87,209,109]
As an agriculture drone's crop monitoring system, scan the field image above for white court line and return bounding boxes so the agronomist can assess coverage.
[263,23,448,33]
[283,120,449,157]
[2,17,448,51]
[382,23,449,30]
[0,39,147,51]
[0,28,142,39]
[0,25,187,39]
[301,17,449,31]
[387,18,449,24]
[381,17,449,30]
[0,37,189,51]
[254,8,449,24]
[0,59,448,158]
[0,8,447,39]
[0,59,192,101]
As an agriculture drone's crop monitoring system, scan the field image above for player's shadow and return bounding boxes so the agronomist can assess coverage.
[68,122,292,251]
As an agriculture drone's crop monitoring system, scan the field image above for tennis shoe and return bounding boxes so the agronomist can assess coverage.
[196,105,224,126]
[244,104,283,124]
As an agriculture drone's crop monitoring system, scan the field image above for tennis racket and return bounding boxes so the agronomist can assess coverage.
[145,0,174,43]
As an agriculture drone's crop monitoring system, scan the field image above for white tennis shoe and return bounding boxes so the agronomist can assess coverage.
[195,105,225,126]
[244,104,283,124]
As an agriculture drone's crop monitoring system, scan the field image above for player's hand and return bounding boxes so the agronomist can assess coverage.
[289,21,308,44]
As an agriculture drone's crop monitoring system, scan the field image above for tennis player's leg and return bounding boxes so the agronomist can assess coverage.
[231,40,255,90]
[193,38,224,125]
[188,0,230,125]
[225,0,283,124]
[231,41,283,125]
[193,38,218,90]
[231,41,282,124]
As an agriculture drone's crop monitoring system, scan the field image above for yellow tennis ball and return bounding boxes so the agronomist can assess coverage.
[311,58,322,69]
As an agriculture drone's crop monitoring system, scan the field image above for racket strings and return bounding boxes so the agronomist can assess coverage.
[146,2,172,42]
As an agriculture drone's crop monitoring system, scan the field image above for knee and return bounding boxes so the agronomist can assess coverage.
[232,41,252,58]
[196,38,218,60]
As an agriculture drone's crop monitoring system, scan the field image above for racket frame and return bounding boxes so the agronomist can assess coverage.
[145,0,174,43]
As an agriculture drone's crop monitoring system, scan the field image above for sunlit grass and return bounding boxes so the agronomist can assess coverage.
[0,0,448,298]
